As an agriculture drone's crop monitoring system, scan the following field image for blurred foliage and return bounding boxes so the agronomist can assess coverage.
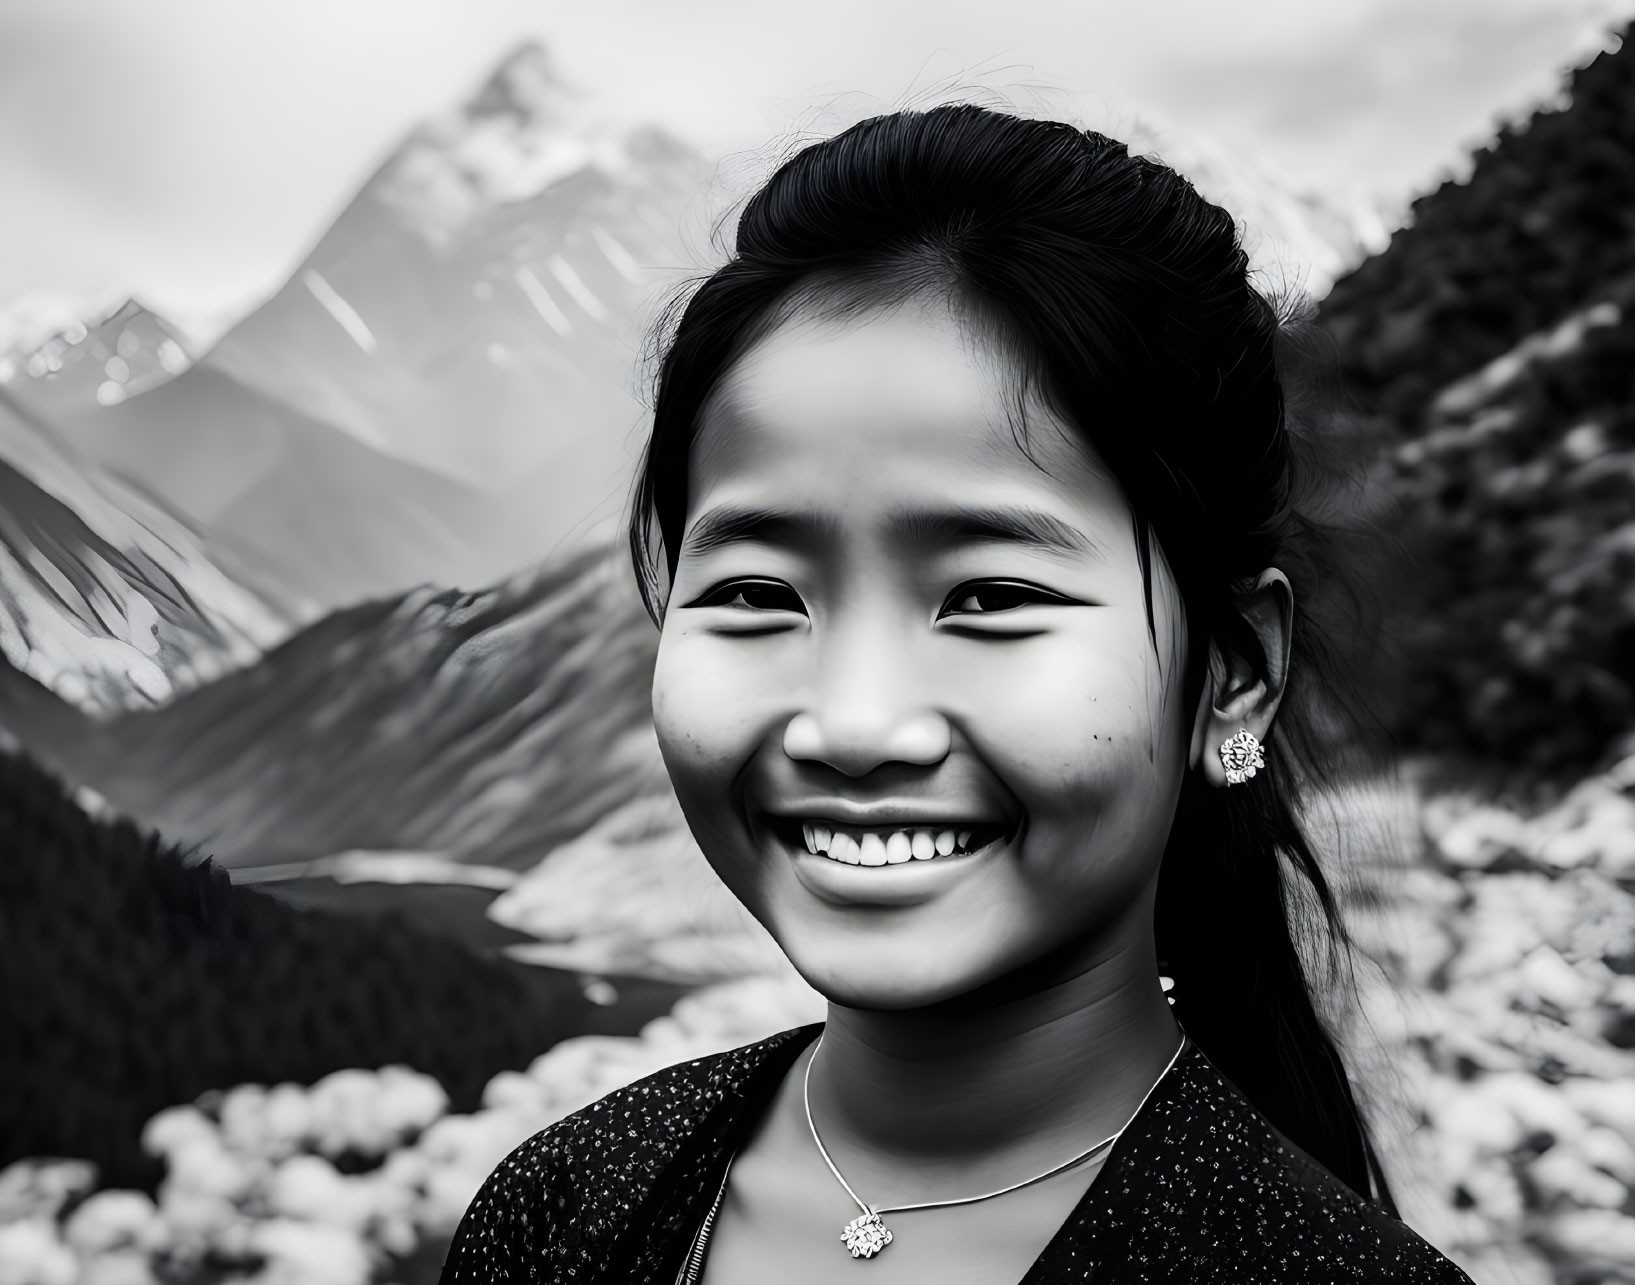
[1340,761,1635,1285]
[0,747,611,1195]
[1320,25,1635,777]
[0,976,824,1285]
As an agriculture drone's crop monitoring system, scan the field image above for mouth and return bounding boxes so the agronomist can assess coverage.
[766,815,1009,866]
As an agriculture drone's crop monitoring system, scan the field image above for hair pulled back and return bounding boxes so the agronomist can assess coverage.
[629,103,1395,1210]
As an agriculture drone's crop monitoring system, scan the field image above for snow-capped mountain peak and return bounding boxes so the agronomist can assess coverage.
[372,42,636,246]
[0,294,193,415]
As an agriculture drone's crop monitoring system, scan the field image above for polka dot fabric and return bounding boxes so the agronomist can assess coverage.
[439,1024,1473,1283]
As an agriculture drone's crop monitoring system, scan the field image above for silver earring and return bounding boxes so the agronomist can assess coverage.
[1219,729,1265,785]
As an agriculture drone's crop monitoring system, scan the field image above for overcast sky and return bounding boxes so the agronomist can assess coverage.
[0,0,1628,340]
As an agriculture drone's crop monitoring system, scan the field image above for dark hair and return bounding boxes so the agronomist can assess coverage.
[628,103,1396,1211]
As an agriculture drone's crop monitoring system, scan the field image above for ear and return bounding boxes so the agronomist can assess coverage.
[1186,569,1293,788]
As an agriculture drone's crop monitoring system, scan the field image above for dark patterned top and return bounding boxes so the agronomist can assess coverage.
[438,1024,1474,1283]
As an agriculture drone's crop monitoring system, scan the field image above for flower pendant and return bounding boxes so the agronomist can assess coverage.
[841,1210,894,1258]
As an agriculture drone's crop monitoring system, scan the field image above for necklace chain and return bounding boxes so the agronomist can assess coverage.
[802,1028,1189,1219]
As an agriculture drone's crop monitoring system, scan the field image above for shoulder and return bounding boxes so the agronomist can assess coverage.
[1113,1049,1473,1284]
[438,1024,818,1283]
[1194,1138,1473,1284]
[526,1022,819,1191]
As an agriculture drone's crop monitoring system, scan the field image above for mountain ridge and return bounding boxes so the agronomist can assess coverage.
[0,537,665,868]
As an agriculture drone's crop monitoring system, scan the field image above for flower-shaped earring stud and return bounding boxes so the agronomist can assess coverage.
[1219,729,1265,785]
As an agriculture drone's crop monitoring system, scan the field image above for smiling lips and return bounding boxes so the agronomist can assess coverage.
[793,821,1002,865]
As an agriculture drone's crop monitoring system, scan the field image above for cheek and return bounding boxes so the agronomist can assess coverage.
[950,629,1184,811]
[651,636,749,900]
[651,627,782,853]
[653,629,749,771]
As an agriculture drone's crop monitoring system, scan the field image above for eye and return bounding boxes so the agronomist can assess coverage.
[685,578,807,614]
[939,580,1073,617]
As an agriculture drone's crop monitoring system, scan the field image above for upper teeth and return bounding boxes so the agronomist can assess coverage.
[800,823,979,864]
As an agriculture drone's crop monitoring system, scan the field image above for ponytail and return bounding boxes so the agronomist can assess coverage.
[1159,775,1396,1211]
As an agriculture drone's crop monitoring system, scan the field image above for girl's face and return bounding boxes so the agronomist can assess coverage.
[653,298,1196,1009]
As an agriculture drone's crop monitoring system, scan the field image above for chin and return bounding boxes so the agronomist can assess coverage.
[800,974,973,1014]
[778,939,1006,1013]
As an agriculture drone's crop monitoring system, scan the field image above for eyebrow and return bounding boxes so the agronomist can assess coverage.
[680,503,1104,564]
[897,506,1106,564]
[680,506,840,559]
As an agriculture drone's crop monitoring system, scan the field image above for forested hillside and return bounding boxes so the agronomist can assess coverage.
[0,749,677,1194]
[1319,30,1635,777]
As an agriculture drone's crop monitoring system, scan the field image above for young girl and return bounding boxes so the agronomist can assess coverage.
[440,105,1472,1283]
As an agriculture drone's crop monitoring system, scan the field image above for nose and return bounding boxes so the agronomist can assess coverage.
[781,622,951,777]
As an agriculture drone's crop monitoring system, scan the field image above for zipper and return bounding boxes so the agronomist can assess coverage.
[676,1153,736,1285]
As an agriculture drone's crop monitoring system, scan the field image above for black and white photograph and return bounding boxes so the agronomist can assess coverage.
[2,3,1632,1282]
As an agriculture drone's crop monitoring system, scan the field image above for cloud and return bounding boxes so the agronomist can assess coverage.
[0,0,1625,330]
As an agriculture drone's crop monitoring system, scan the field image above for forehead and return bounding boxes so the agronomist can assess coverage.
[691,300,1116,509]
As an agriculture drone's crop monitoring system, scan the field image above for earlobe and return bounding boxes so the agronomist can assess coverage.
[1190,569,1294,789]
[1190,641,1263,790]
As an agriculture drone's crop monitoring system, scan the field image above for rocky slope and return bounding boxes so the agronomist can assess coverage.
[0,392,299,715]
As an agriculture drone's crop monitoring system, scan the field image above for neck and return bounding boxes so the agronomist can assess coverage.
[804,931,1183,1196]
